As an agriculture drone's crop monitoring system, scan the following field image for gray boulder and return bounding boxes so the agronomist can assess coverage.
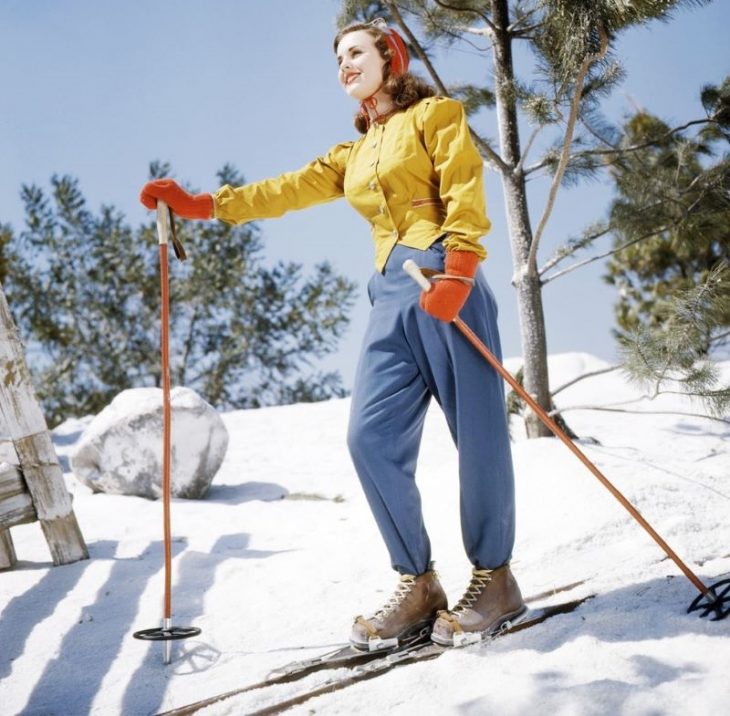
[70,387,228,499]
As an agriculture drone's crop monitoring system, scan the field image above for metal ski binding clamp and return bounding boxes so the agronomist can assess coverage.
[452,630,481,648]
[368,635,398,652]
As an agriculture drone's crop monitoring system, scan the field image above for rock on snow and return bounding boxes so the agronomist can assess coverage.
[70,387,229,499]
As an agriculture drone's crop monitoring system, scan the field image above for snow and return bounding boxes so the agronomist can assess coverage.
[1,352,728,716]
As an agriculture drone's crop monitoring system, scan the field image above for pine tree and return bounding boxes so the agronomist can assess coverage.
[603,78,730,417]
[2,163,357,426]
[618,262,729,417]
[605,81,730,350]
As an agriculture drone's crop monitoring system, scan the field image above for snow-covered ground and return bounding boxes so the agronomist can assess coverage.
[1,353,728,715]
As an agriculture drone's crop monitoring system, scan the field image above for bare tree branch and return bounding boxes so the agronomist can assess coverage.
[551,364,621,396]
[515,125,543,174]
[541,224,672,283]
[549,405,729,425]
[569,118,719,165]
[525,109,716,180]
[539,224,612,275]
[526,25,609,272]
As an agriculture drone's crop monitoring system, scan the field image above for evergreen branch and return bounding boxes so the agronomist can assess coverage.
[711,328,730,345]
[414,1,494,53]
[527,24,609,273]
[432,0,495,32]
[542,222,673,284]
[578,113,620,149]
[550,405,729,425]
[551,364,621,396]
[384,0,507,172]
[506,6,541,34]
[527,115,717,179]
[569,118,719,163]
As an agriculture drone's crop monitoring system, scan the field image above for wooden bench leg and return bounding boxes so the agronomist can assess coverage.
[0,529,17,570]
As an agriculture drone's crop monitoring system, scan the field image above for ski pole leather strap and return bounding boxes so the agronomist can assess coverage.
[168,207,187,262]
[420,268,475,287]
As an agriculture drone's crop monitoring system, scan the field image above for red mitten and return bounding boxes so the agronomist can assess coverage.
[419,250,480,322]
[139,179,214,220]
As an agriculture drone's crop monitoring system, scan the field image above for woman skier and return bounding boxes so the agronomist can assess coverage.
[140,19,524,650]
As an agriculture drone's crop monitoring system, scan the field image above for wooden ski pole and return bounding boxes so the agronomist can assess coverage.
[133,201,201,660]
[403,258,729,619]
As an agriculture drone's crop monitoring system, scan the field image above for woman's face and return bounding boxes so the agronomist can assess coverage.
[336,30,386,101]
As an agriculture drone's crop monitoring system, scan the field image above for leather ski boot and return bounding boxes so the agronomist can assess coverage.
[431,563,526,647]
[350,568,448,652]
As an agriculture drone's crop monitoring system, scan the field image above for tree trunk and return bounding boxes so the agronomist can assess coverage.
[491,0,552,437]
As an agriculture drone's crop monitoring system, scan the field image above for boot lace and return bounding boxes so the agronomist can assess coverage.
[373,574,417,619]
[452,568,492,613]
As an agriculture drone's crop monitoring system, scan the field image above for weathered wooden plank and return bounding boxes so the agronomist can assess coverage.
[0,492,37,529]
[0,462,26,501]
[39,514,88,565]
[13,434,74,519]
[0,462,40,529]
[0,529,17,570]
[0,439,19,464]
[0,337,48,439]
[0,284,88,565]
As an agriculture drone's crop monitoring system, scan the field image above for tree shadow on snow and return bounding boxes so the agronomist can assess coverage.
[20,538,185,716]
[667,420,730,439]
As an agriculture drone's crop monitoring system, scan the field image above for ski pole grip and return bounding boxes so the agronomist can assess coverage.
[156,201,170,246]
[402,259,432,292]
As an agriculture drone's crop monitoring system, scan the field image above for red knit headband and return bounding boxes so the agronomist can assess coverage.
[370,18,409,77]
[384,28,409,76]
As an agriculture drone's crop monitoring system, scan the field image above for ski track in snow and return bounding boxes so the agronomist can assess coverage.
[0,353,728,715]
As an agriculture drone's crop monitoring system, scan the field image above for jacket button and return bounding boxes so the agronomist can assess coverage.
[391,230,398,238]
[368,182,377,190]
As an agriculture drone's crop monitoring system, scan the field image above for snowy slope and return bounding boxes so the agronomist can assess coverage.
[1,353,728,715]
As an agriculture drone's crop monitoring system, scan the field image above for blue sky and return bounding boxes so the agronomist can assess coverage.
[1,1,727,389]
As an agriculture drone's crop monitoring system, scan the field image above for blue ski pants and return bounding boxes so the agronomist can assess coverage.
[347,242,516,576]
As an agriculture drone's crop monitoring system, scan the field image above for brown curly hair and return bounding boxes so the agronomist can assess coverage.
[333,22,435,134]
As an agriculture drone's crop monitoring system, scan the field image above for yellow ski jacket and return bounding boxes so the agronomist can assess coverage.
[213,96,490,272]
